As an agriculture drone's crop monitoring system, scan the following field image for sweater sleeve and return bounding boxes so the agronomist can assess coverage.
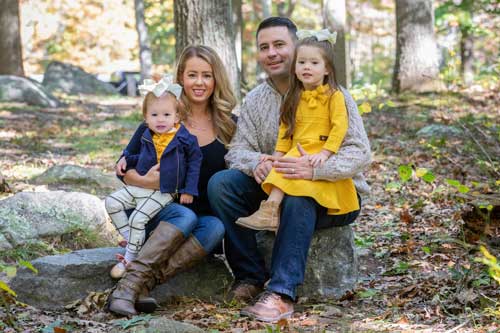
[225,97,264,176]
[313,87,371,182]
[322,91,348,154]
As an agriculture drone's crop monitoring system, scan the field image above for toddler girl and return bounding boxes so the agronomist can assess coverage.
[236,29,359,232]
[105,75,202,278]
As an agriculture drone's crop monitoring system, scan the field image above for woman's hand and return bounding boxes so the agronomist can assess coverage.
[273,143,314,180]
[115,157,127,176]
[180,193,193,204]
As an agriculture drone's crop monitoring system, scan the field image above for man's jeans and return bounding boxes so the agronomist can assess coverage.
[208,169,360,299]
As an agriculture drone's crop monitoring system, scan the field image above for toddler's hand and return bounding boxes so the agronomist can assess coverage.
[115,157,127,176]
[180,193,193,204]
[308,151,330,167]
[259,154,274,162]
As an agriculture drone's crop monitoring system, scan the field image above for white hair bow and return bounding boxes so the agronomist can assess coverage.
[296,29,337,45]
[138,74,183,100]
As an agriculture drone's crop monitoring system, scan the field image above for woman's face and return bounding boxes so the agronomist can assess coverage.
[181,56,215,106]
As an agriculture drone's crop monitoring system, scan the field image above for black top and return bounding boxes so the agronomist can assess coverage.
[184,138,227,216]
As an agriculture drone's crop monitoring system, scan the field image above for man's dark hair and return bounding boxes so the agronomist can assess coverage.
[256,16,297,40]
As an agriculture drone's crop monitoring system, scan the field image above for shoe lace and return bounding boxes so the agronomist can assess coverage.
[256,291,279,304]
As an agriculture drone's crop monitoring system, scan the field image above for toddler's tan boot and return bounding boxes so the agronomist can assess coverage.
[236,201,280,232]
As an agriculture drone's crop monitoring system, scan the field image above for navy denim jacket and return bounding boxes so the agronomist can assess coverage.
[123,123,202,196]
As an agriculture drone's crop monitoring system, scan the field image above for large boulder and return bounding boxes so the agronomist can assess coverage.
[0,75,61,107]
[32,164,123,195]
[42,61,117,95]
[0,191,117,250]
[257,225,358,299]
[10,247,232,310]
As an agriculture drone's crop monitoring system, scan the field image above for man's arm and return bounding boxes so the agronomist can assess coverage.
[225,99,265,176]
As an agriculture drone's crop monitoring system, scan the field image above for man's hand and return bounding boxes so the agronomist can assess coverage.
[273,143,314,180]
[115,157,127,176]
[253,159,273,184]
[180,193,193,204]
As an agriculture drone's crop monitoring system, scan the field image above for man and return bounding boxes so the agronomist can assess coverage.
[208,17,371,323]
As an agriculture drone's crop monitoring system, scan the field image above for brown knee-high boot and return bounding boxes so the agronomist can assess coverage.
[135,235,207,312]
[108,222,184,317]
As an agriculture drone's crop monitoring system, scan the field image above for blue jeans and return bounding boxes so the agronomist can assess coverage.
[208,169,360,299]
[138,203,224,253]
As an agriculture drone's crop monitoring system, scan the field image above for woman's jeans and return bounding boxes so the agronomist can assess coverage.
[208,169,360,299]
[136,203,224,253]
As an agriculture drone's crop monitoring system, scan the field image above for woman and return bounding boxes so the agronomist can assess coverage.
[108,45,237,317]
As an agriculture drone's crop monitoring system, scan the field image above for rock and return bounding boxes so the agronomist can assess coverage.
[109,317,204,333]
[33,164,123,194]
[257,225,358,299]
[10,247,232,310]
[0,75,61,107]
[416,124,463,139]
[42,61,117,95]
[0,191,116,250]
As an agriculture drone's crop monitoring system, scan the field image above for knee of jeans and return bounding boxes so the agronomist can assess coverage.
[211,218,225,240]
[207,170,237,205]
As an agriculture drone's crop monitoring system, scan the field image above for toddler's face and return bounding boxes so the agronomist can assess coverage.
[145,94,179,134]
[295,45,329,90]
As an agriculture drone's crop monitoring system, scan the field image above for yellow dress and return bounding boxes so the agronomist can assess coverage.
[262,85,359,215]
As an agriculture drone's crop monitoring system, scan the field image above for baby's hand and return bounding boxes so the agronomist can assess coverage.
[115,157,127,176]
[308,151,331,167]
[259,154,274,162]
[180,193,193,204]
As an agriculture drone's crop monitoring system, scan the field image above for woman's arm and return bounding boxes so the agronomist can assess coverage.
[123,165,160,190]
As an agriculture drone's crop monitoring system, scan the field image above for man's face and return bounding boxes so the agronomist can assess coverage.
[257,26,295,80]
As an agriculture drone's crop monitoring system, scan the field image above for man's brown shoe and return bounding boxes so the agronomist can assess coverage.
[240,291,294,323]
[225,282,263,303]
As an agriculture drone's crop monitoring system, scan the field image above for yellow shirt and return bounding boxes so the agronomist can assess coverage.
[152,124,179,163]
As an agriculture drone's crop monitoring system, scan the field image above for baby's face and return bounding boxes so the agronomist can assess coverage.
[145,94,179,134]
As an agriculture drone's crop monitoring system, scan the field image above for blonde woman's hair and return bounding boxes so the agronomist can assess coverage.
[175,45,237,146]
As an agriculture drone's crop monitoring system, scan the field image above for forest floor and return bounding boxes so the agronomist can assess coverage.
[0,85,499,332]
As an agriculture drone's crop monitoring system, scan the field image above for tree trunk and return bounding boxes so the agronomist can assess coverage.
[323,0,350,88]
[393,0,443,93]
[134,0,152,82]
[460,27,474,86]
[0,0,24,76]
[175,0,241,99]
[232,0,242,77]
[262,0,272,18]
[277,0,296,17]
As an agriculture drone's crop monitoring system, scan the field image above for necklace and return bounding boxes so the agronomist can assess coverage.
[185,116,213,132]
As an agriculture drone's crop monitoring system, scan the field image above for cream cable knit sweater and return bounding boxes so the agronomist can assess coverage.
[226,80,371,196]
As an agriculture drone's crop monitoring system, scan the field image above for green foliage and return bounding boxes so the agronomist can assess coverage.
[476,246,500,284]
[145,0,175,67]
